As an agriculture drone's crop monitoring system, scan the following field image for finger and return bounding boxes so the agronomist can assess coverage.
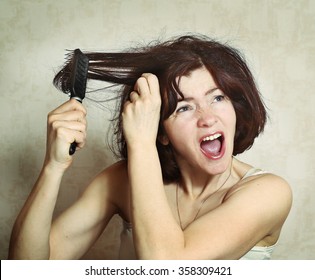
[50,99,87,115]
[141,73,160,97]
[129,91,140,102]
[49,110,87,124]
[56,126,86,148]
[134,76,151,96]
[54,120,87,132]
[71,131,86,149]
[51,120,87,143]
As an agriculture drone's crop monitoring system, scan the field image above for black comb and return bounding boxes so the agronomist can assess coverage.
[69,49,89,155]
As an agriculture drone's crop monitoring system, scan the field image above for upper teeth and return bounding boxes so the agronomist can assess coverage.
[202,133,222,142]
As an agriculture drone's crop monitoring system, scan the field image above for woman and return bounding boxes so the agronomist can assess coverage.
[9,35,292,260]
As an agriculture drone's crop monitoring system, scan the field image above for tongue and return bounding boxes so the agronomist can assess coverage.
[201,139,221,156]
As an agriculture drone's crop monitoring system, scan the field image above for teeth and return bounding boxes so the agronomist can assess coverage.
[202,133,222,142]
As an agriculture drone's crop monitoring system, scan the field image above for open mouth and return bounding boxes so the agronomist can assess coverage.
[200,132,225,159]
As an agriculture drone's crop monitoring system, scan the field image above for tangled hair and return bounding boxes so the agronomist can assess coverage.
[53,34,267,182]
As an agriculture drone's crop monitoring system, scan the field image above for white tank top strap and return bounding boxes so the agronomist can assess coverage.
[241,168,269,180]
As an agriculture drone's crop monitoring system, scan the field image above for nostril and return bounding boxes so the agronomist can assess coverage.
[197,114,218,127]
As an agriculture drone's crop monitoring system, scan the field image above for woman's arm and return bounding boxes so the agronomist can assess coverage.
[9,164,64,259]
[48,163,122,259]
[9,162,121,260]
[8,99,91,259]
[123,74,185,258]
[127,145,185,259]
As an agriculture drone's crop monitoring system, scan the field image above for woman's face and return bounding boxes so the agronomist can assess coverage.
[162,67,236,175]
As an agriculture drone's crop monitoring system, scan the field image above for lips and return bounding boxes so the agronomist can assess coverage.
[199,132,226,160]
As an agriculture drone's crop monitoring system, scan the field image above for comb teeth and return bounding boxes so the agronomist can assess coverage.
[70,49,89,102]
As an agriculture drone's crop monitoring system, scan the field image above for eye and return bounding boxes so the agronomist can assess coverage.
[176,105,192,113]
[213,95,226,103]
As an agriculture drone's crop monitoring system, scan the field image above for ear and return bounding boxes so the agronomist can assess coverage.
[158,134,170,146]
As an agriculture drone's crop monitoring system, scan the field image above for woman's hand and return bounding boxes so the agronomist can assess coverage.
[122,73,161,149]
[44,99,87,171]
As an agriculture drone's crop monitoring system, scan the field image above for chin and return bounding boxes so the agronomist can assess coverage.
[201,146,234,175]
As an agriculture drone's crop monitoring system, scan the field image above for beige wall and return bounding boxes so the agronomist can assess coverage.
[1,0,314,259]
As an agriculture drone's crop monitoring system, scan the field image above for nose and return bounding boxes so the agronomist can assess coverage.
[196,108,217,128]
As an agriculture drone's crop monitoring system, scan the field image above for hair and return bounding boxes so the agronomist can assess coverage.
[53,34,267,182]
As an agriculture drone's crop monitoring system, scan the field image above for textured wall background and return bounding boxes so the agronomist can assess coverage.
[1,0,314,259]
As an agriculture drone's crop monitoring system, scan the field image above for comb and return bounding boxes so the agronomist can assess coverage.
[68,49,89,155]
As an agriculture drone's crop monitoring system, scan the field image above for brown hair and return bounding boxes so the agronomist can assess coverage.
[53,34,267,182]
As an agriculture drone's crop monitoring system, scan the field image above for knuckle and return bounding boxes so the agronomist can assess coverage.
[147,73,158,82]
[81,123,87,133]
[138,76,146,82]
[55,126,66,139]
[50,119,60,130]
[77,110,86,120]
[134,78,144,91]
[47,113,55,124]
[82,118,87,126]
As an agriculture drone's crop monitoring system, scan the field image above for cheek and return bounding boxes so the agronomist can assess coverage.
[163,119,189,147]
[225,103,237,130]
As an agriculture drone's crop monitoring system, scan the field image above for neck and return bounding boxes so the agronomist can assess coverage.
[175,158,234,230]
[178,157,234,200]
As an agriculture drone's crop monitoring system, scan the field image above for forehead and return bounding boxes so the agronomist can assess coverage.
[178,67,217,97]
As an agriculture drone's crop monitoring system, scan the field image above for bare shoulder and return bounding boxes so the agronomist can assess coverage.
[59,160,129,218]
[180,171,292,258]
[90,160,130,218]
[238,172,292,203]
[88,160,129,200]
[226,172,292,229]
[96,160,128,186]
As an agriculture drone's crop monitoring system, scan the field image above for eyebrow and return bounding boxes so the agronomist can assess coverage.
[177,87,220,102]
